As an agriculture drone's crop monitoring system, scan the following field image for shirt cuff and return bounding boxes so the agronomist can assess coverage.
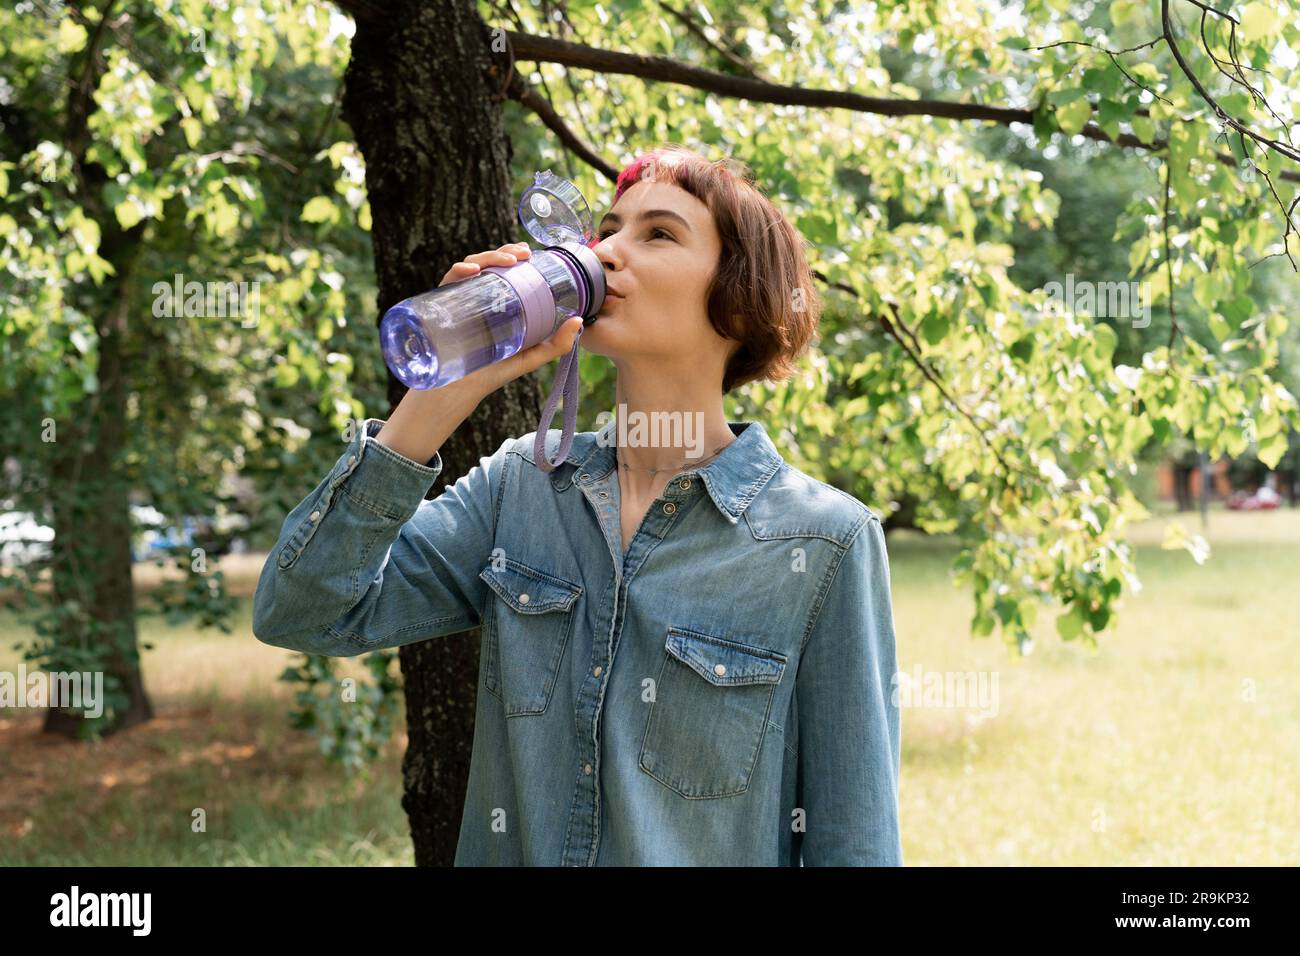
[333,418,445,520]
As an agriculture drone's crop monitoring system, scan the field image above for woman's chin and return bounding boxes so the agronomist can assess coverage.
[580,318,621,356]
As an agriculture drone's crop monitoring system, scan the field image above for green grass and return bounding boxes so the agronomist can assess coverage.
[0,598,414,866]
[891,506,1300,865]
[2,506,1297,865]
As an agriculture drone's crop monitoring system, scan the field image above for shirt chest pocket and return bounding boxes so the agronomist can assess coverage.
[478,559,583,717]
[639,626,788,799]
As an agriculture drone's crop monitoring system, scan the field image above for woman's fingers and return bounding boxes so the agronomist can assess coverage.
[506,317,583,376]
[458,315,583,398]
[439,243,531,286]
[537,316,584,362]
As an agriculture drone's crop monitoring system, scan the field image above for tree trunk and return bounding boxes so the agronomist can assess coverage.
[342,0,545,866]
[45,291,152,738]
[44,22,152,739]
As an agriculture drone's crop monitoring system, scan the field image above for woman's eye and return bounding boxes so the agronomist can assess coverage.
[595,227,673,241]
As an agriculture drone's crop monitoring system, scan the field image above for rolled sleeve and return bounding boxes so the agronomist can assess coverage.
[796,513,902,866]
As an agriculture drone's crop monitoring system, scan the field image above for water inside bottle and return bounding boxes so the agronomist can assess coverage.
[382,276,527,389]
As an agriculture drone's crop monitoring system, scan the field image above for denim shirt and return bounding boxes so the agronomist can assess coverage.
[252,415,902,866]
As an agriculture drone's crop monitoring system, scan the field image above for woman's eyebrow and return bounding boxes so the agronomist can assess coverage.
[598,209,693,232]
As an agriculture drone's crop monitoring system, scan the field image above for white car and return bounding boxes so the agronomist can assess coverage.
[0,509,55,569]
[0,504,251,567]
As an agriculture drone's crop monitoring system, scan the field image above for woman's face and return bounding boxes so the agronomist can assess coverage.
[581,179,737,374]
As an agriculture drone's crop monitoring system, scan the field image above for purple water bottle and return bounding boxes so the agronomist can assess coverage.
[380,170,605,391]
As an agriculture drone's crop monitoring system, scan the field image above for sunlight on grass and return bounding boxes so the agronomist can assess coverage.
[889,505,1300,865]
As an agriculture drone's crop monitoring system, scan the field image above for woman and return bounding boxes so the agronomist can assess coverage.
[253,144,902,866]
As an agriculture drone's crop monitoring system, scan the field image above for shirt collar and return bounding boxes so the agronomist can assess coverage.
[547,418,785,524]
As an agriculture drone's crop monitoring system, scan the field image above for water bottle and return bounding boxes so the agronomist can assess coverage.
[380,170,606,391]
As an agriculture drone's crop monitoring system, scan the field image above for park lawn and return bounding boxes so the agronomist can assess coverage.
[894,505,1299,865]
[1,506,1296,865]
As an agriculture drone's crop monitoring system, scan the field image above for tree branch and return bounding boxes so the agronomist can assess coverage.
[1163,159,1181,349]
[504,71,618,181]
[503,29,1300,184]
[811,270,1027,480]
[1160,0,1299,162]
[654,1,765,78]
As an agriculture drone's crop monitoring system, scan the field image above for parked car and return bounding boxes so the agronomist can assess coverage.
[0,509,55,569]
[1225,486,1282,511]
[130,505,251,561]
[0,503,250,567]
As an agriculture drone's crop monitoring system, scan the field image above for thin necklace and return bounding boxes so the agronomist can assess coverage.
[617,442,732,478]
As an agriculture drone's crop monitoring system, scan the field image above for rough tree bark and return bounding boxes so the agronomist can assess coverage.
[340,0,546,866]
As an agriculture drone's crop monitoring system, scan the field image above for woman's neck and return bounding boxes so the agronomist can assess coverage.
[610,368,736,478]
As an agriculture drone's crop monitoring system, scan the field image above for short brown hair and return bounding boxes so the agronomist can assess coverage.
[606,144,821,394]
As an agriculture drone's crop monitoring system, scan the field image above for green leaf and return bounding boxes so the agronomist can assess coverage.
[114,198,143,230]
[1047,87,1088,106]
[1207,313,1230,342]
[1258,431,1287,469]
[57,18,88,54]
[1110,0,1140,27]
[921,308,950,345]
[273,363,301,388]
[1131,115,1156,142]
[301,196,338,224]
[1055,99,1093,136]
[1056,607,1083,641]
[1239,2,1275,43]
[68,211,101,255]
[181,117,202,149]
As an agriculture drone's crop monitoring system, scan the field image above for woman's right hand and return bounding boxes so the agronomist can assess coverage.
[441,242,585,403]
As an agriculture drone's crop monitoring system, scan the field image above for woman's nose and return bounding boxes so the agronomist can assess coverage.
[594,236,622,271]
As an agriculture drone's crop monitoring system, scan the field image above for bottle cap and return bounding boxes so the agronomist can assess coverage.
[518,170,594,246]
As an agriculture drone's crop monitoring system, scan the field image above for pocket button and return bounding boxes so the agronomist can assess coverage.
[639,627,787,798]
[478,560,583,716]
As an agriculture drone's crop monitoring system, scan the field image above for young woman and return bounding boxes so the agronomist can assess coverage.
[253,144,902,866]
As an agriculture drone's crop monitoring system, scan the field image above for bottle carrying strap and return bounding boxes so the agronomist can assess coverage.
[532,325,584,473]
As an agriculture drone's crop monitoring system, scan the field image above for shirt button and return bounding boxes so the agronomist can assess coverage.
[678,478,691,490]
[714,663,726,677]
[662,502,677,515]
[598,490,609,498]
[518,593,530,604]
[310,510,321,522]
[584,763,593,775]
[581,473,591,481]
[348,455,356,466]
[593,666,602,677]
